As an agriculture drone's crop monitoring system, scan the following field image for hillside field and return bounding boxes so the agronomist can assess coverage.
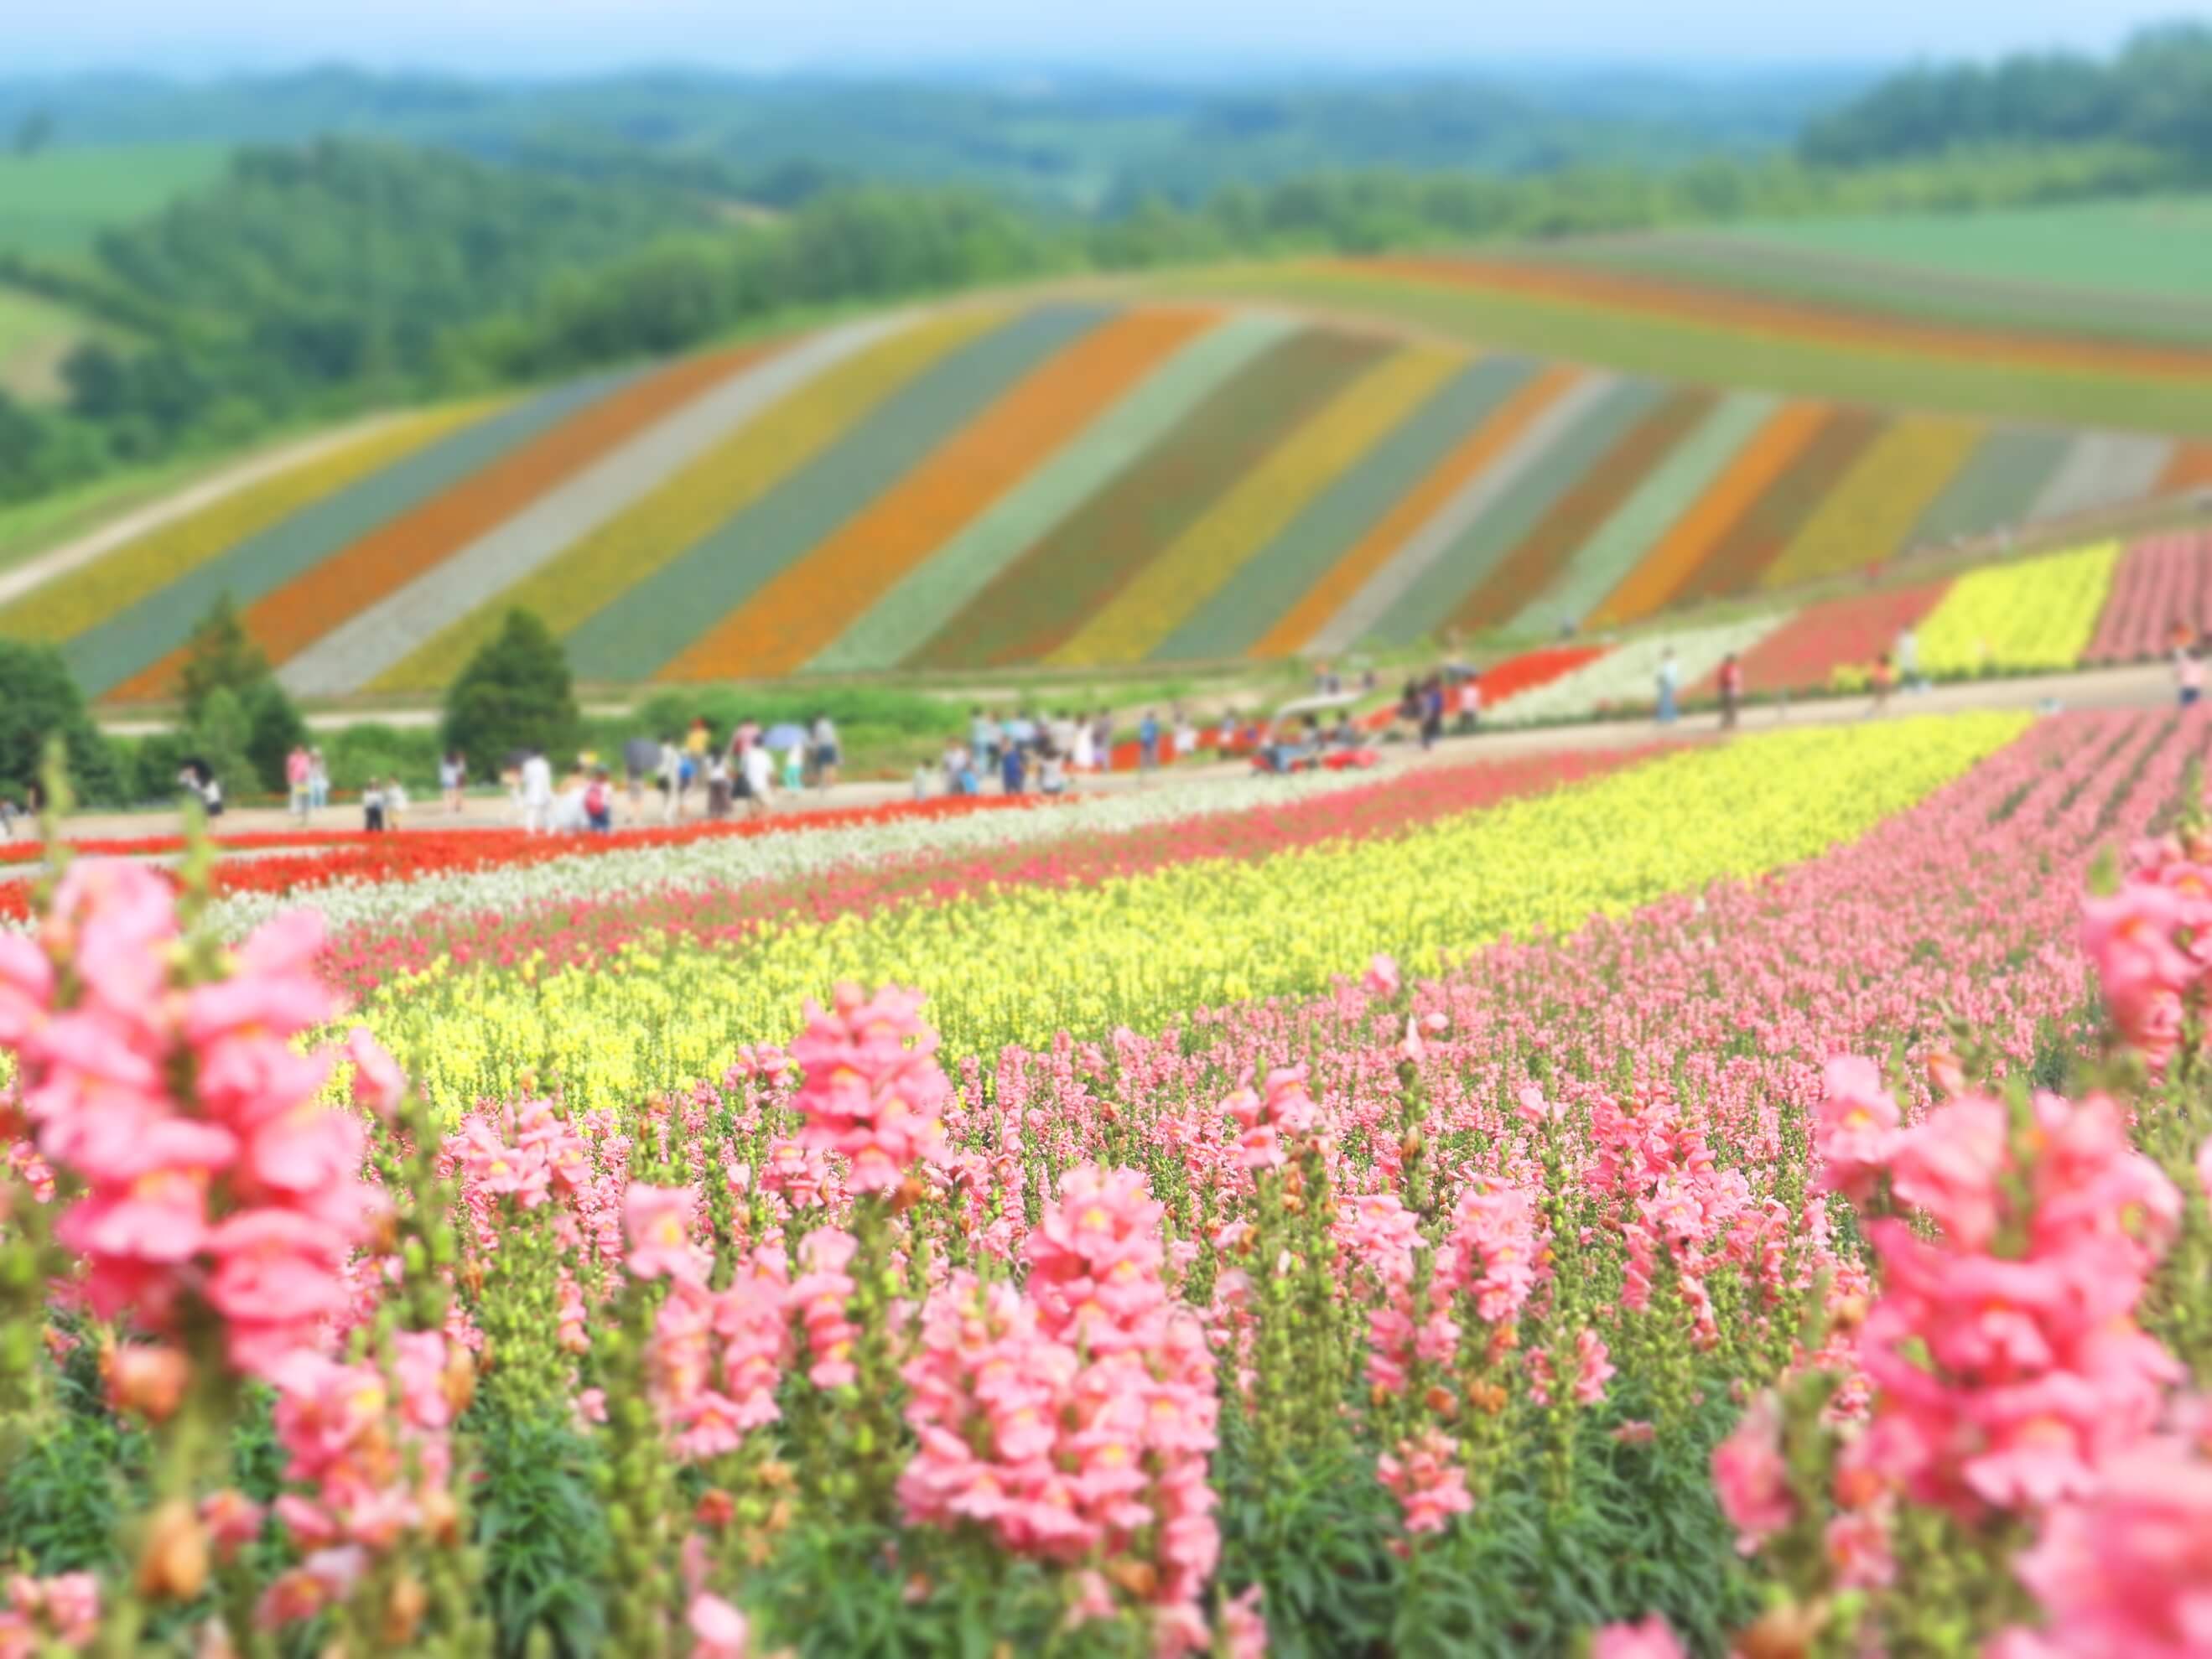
[0,283,110,402]
[7,195,2212,702]
[0,140,231,259]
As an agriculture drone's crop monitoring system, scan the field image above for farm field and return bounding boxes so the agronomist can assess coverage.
[1179,252,2212,437]
[0,141,231,259]
[8,284,2207,701]
[0,283,109,402]
[1526,197,2212,350]
[6,703,2211,1655]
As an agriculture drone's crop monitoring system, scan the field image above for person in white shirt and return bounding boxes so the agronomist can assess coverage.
[741,740,774,811]
[385,778,409,830]
[657,739,684,824]
[521,749,554,834]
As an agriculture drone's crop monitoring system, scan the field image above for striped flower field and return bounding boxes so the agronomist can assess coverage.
[7,292,2206,697]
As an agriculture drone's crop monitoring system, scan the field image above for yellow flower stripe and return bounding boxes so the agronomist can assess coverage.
[1046,343,1467,667]
[1761,413,1982,590]
[371,310,1004,692]
[1915,542,2121,675]
[363,714,2023,1114]
[0,403,494,642]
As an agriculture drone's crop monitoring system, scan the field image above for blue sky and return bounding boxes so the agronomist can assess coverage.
[4,0,2178,75]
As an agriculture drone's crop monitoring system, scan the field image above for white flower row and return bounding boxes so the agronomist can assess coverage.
[1488,614,1791,726]
[200,765,1397,942]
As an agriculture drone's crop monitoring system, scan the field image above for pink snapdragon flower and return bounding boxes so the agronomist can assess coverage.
[1591,1616,1685,1659]
[623,1184,701,1284]
[789,982,951,1193]
[1813,1055,1901,1199]
[1855,1090,2181,1519]
[1712,1392,1794,1553]
[900,1163,1219,1650]
[2,1570,101,1649]
[1362,953,1401,998]
[2009,1438,2212,1656]
[1378,1430,1473,1536]
[8,864,376,1380]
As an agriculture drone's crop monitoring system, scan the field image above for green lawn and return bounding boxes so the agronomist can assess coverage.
[1154,263,2212,437]
[0,143,231,260]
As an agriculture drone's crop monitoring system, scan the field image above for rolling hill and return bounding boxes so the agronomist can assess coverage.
[6,271,2209,701]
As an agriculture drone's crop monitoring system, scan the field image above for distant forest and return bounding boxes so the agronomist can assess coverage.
[0,23,2206,511]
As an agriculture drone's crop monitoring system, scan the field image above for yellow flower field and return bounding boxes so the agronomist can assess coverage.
[1914,541,2121,675]
[364,713,2023,1112]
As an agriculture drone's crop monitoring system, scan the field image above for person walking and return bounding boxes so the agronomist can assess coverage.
[308,749,330,813]
[1137,708,1161,775]
[1895,625,1920,692]
[1419,676,1445,751]
[521,748,554,834]
[1171,708,1197,765]
[384,775,409,830]
[742,738,775,815]
[1718,653,1744,730]
[361,778,386,833]
[811,713,840,790]
[970,707,1001,779]
[1000,740,1027,796]
[657,735,684,824]
[285,745,312,823]
[1072,718,1096,775]
[439,749,467,815]
[584,769,614,832]
[1655,648,1680,725]
[1870,652,1896,715]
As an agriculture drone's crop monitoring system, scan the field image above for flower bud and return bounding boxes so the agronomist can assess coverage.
[136,1498,209,1602]
[108,1343,190,1423]
[382,1577,428,1647]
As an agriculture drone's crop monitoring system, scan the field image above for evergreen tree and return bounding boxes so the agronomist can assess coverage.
[176,594,306,791]
[188,687,257,801]
[0,638,123,806]
[441,609,582,778]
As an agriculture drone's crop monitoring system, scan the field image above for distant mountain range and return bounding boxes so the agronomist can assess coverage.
[0,65,1878,210]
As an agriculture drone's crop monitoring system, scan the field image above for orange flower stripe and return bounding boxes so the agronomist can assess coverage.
[1249,363,1579,658]
[2159,442,2212,495]
[1591,399,1834,627]
[1342,256,2212,385]
[658,308,1218,682]
[106,341,774,700]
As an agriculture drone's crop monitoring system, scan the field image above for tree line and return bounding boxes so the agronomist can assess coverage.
[1801,22,2212,168]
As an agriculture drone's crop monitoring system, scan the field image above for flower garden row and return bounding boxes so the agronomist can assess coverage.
[4,702,2210,1656]
[1477,529,2209,725]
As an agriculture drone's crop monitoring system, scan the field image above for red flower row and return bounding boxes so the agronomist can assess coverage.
[0,794,1051,923]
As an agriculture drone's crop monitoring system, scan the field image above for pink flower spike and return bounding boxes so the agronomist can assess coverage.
[624,1184,700,1284]
[342,1027,406,1120]
[1711,1393,1794,1554]
[1591,1616,1685,1659]
[1362,953,1400,998]
[687,1591,750,1658]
